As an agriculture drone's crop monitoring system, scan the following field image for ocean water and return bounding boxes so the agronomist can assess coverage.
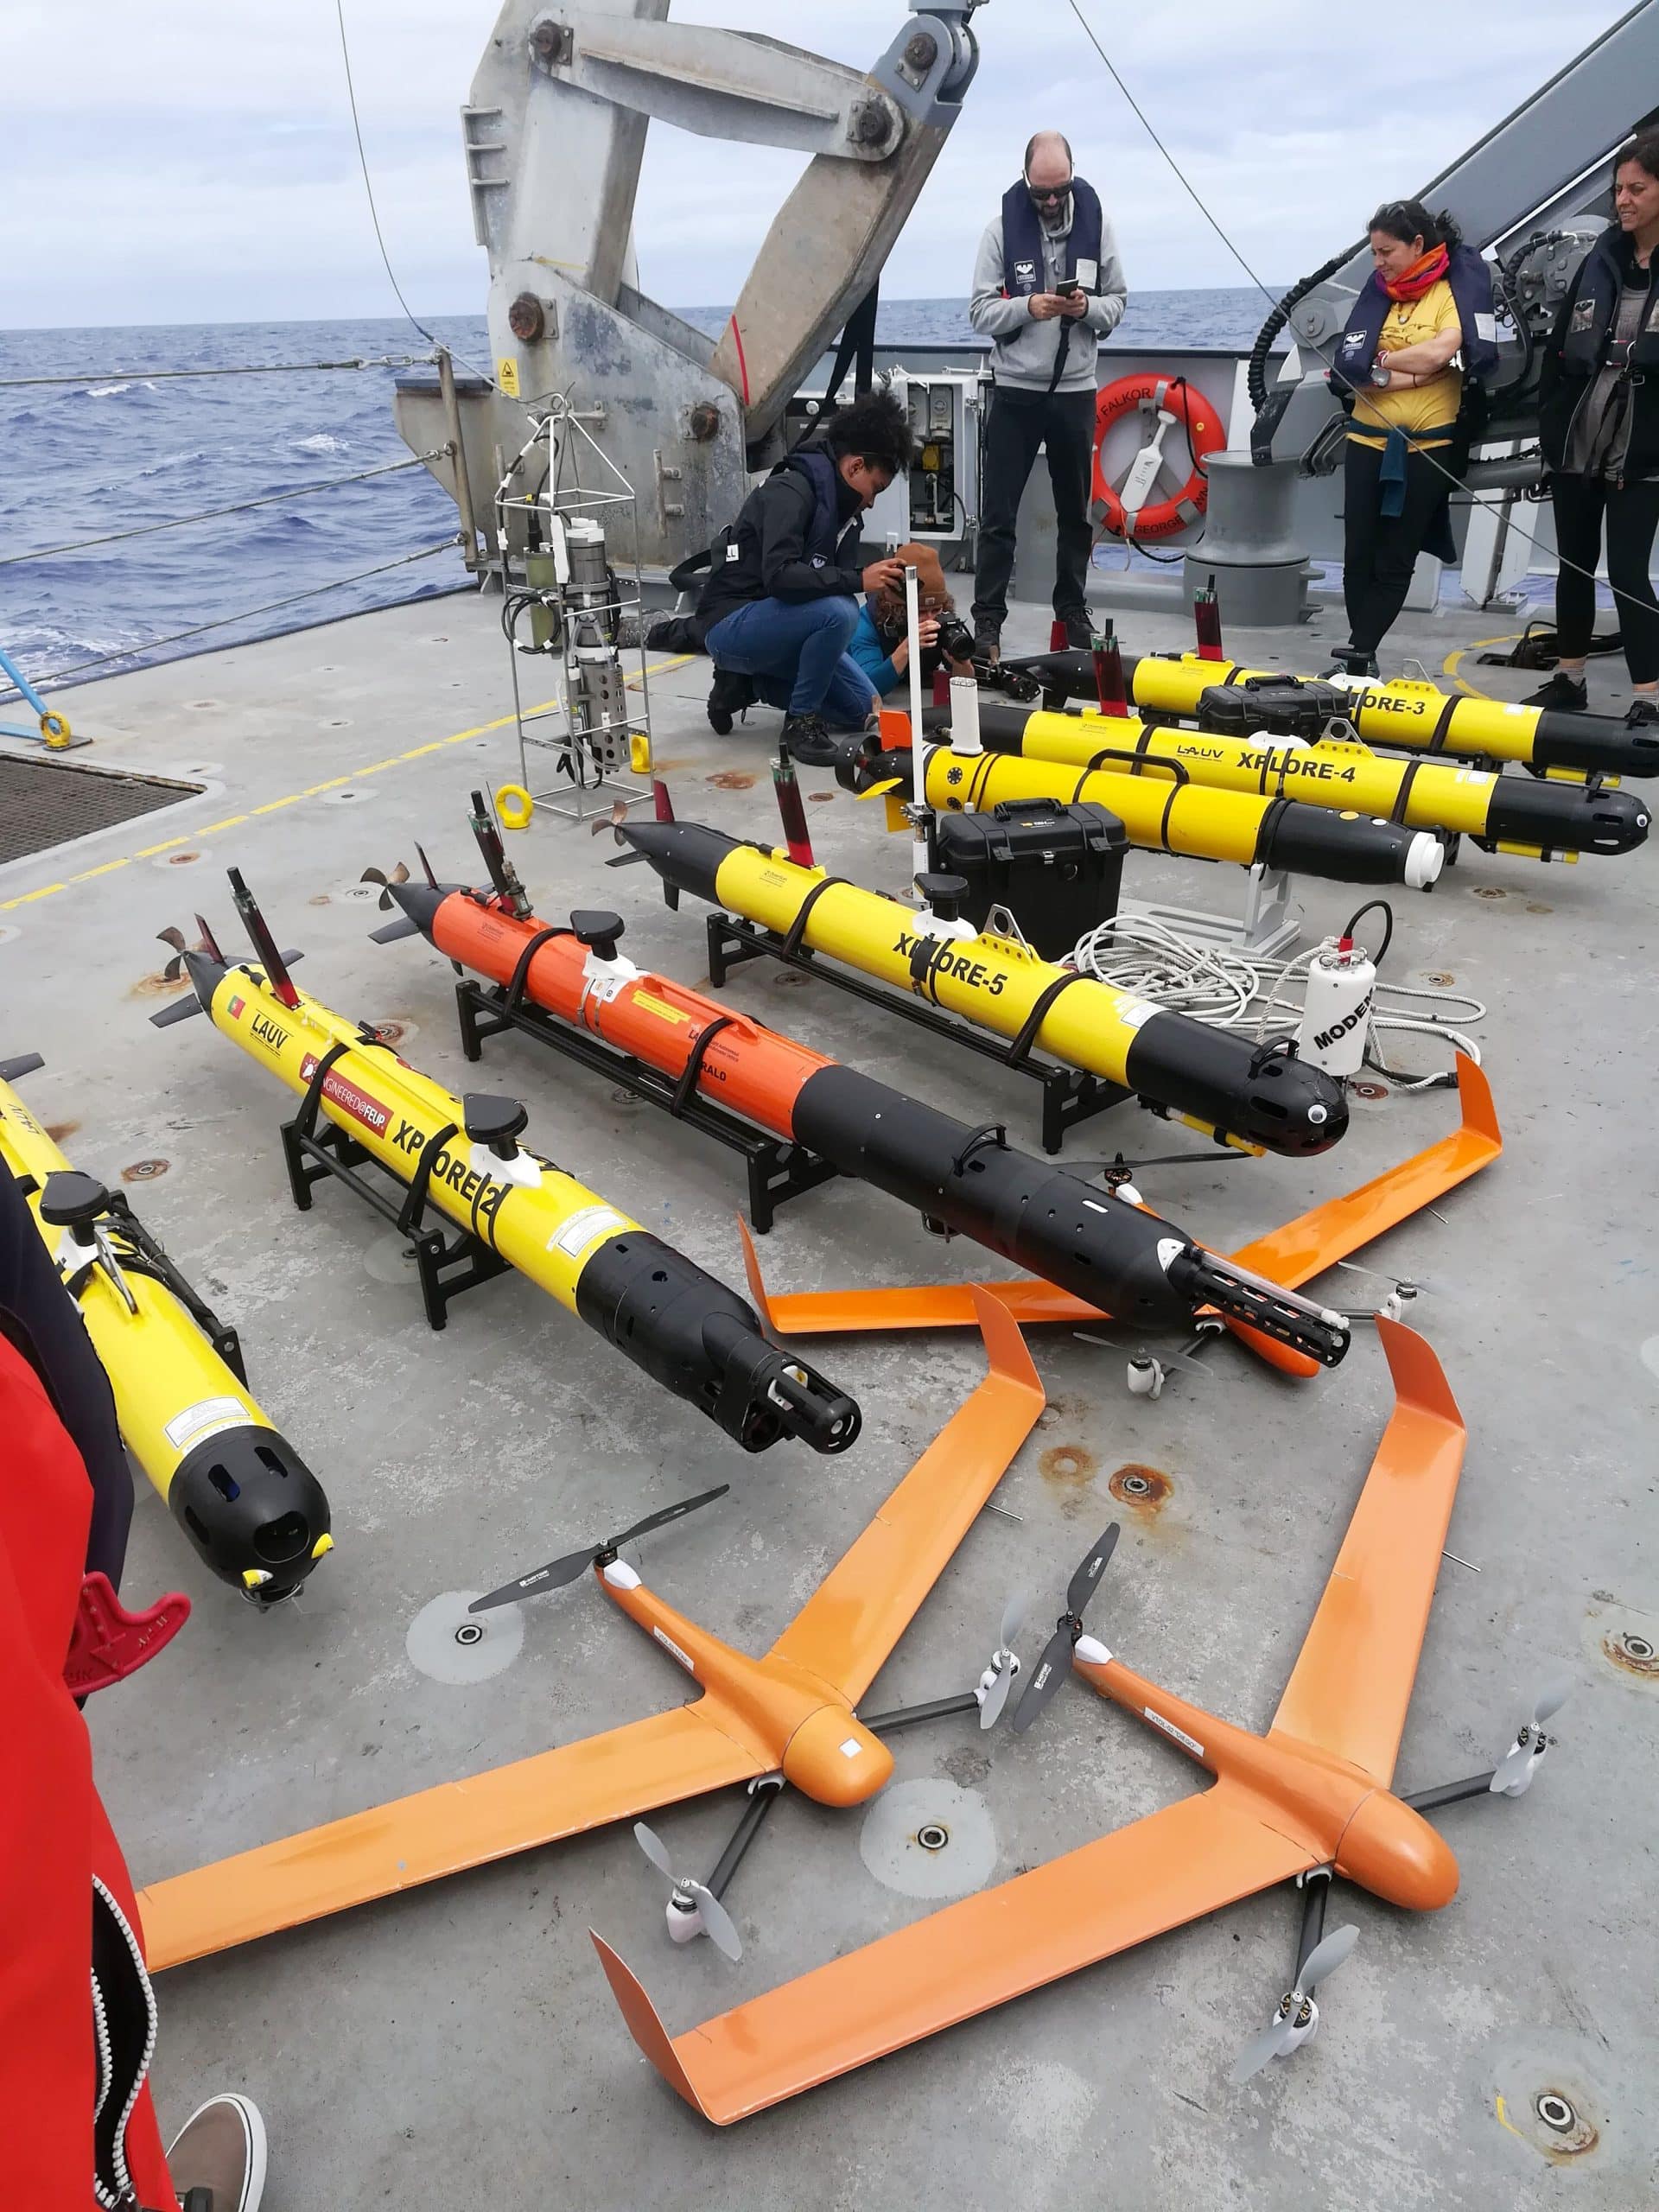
[0,293,1281,702]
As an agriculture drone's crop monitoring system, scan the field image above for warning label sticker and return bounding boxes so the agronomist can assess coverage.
[549,1204,630,1259]
[164,1395,254,1452]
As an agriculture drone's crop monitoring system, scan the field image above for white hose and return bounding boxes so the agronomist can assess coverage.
[1068,912,1484,1087]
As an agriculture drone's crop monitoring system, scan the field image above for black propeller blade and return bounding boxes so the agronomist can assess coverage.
[1012,1522,1120,1735]
[360,861,411,912]
[468,1484,731,1613]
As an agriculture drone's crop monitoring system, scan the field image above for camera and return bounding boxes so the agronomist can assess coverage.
[935,615,976,664]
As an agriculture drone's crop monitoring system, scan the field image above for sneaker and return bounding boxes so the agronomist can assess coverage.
[971,620,1001,665]
[1522,671,1588,711]
[1058,611,1096,652]
[1625,696,1659,727]
[167,2094,268,2212]
[706,667,756,736]
[780,711,839,767]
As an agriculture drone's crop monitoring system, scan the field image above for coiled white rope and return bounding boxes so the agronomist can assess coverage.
[1069,911,1485,1088]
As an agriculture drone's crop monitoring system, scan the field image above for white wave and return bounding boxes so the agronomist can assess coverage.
[82,379,158,397]
[295,432,346,454]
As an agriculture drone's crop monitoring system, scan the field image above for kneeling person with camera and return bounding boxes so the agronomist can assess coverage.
[846,541,976,702]
[699,392,915,766]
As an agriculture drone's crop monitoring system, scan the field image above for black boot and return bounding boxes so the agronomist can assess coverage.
[1059,610,1096,652]
[707,667,756,735]
[780,711,838,766]
[972,618,1002,665]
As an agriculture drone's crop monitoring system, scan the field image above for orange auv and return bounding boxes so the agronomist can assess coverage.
[594,1322,1470,2123]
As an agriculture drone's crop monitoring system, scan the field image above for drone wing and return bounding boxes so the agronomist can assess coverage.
[1267,1319,1466,1787]
[764,1288,1044,1707]
[138,1704,767,1971]
[594,1780,1316,2125]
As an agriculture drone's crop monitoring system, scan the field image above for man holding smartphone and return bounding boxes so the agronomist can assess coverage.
[969,130,1128,660]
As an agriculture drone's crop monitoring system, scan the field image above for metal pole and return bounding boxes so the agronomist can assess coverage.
[706,1777,785,1901]
[436,347,481,573]
[1294,1867,1332,1980]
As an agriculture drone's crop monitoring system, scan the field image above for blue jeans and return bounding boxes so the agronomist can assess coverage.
[705,595,876,726]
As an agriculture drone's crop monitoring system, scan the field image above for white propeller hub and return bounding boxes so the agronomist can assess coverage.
[1075,1634,1112,1667]
[601,1559,641,1590]
[665,1894,701,1945]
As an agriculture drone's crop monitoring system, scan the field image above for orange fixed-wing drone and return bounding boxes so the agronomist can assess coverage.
[137,1288,1044,1971]
[595,1321,1571,2122]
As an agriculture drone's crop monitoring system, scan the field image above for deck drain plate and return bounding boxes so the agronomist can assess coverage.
[406,1590,524,1683]
[0,755,204,866]
[860,1778,996,1899]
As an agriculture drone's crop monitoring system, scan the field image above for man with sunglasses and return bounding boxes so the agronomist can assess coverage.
[969,130,1127,661]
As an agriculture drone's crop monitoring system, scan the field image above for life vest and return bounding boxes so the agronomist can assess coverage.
[1001,175,1105,297]
[1558,226,1659,378]
[784,445,853,567]
[1330,243,1501,389]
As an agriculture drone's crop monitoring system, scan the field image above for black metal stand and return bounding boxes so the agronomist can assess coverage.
[703,911,1129,1157]
[279,1109,509,1333]
[451,977,839,1234]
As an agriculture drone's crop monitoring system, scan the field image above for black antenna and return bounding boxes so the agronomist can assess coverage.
[467,790,531,918]
[227,869,299,1009]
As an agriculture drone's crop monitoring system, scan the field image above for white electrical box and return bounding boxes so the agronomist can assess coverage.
[857,369,984,547]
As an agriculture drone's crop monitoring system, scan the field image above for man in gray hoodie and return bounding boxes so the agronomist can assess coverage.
[969,130,1128,658]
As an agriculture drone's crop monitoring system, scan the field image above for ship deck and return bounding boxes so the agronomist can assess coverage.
[3,582,1653,2210]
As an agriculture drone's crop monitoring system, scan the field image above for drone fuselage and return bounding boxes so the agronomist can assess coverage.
[1076,1653,1459,1912]
[599,1561,893,1807]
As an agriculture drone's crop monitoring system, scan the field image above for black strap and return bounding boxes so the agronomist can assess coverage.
[1424,696,1459,755]
[781,874,849,959]
[398,1120,459,1238]
[1255,794,1293,865]
[1389,756,1428,823]
[505,925,570,1016]
[670,1015,736,1117]
[296,1041,351,1141]
[950,1122,1008,1177]
[1007,970,1090,1066]
[1045,314,1074,397]
[823,281,880,409]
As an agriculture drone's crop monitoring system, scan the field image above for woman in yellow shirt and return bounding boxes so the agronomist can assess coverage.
[1327,202,1491,677]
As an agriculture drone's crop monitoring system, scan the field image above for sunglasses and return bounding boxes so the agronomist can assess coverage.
[1027,181,1072,207]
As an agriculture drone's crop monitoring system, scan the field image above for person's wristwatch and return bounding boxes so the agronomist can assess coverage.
[1370,363,1391,388]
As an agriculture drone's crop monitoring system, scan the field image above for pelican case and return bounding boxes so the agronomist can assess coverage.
[933,796,1127,958]
[1195,676,1347,741]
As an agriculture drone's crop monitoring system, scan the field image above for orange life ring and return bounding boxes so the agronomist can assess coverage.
[1090,373,1224,543]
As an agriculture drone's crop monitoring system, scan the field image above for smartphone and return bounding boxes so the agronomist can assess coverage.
[1056,278,1084,296]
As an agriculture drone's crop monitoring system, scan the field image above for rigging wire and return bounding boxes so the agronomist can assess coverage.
[0,449,450,569]
[0,356,432,390]
[0,539,462,698]
[334,0,496,390]
[1062,0,1648,638]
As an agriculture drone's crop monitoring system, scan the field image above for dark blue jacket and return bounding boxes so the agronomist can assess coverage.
[696,446,865,633]
[1331,243,1500,397]
[1538,226,1659,477]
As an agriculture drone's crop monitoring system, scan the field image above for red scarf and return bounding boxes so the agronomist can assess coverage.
[1382,243,1449,303]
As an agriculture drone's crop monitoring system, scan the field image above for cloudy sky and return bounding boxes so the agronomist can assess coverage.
[0,0,1634,329]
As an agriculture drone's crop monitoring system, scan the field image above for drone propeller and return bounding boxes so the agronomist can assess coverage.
[603,779,676,868]
[632,1821,744,1961]
[156,912,226,983]
[1011,1523,1120,1735]
[976,1591,1027,1730]
[467,1484,730,1613]
[1489,1675,1573,1797]
[1230,1923,1360,2085]
[1065,1148,1249,1197]
[360,861,410,912]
